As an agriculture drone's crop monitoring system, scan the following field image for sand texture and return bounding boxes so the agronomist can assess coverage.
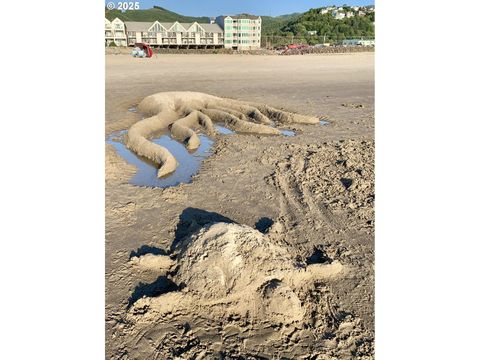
[105,53,374,359]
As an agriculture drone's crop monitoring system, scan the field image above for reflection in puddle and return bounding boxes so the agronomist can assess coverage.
[281,130,296,137]
[215,124,235,135]
[320,120,330,126]
[107,130,213,188]
[107,116,310,188]
[128,106,138,113]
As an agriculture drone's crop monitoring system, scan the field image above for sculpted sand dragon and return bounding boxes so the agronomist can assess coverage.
[121,223,373,358]
[126,92,320,177]
[129,222,344,321]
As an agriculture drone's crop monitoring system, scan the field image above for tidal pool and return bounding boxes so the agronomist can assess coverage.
[107,130,213,188]
[107,118,302,188]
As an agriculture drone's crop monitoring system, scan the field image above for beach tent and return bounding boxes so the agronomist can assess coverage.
[133,42,153,58]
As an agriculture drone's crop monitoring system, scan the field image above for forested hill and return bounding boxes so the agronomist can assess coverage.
[261,13,301,34]
[105,6,299,29]
[104,6,209,23]
[278,7,375,41]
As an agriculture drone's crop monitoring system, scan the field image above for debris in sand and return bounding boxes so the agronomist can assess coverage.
[342,103,365,108]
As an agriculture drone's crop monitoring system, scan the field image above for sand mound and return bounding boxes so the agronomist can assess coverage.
[116,222,372,359]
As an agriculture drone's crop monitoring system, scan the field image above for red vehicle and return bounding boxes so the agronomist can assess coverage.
[131,42,153,58]
[286,43,309,50]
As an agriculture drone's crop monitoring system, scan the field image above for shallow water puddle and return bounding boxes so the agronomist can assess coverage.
[216,123,296,137]
[281,130,296,137]
[320,120,330,126]
[108,117,303,188]
[107,130,213,188]
[215,124,235,135]
[128,106,138,113]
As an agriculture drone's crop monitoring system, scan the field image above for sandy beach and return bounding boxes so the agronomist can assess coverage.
[105,52,374,359]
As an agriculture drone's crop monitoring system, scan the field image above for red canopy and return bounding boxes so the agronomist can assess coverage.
[134,42,153,58]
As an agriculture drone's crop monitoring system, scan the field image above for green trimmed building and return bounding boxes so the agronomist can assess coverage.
[215,15,262,50]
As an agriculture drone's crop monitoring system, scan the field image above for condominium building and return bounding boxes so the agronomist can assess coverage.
[105,17,127,46]
[104,15,263,49]
[215,15,261,50]
[124,21,224,48]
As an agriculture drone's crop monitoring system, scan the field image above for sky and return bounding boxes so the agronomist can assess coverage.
[109,1,374,17]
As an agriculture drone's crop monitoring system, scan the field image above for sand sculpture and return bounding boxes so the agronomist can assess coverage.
[126,92,319,177]
[128,222,344,327]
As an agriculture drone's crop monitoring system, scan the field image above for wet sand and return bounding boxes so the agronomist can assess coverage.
[105,53,374,359]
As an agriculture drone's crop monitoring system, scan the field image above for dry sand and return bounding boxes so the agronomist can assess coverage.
[105,53,374,359]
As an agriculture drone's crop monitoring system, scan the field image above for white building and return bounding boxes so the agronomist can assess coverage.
[124,21,224,48]
[342,39,375,47]
[346,12,354,18]
[105,18,127,46]
[320,9,329,15]
[332,11,346,20]
[215,15,262,50]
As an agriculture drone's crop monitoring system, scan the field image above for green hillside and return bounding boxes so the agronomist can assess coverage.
[105,6,300,30]
[261,13,301,35]
[105,6,209,23]
[280,7,375,43]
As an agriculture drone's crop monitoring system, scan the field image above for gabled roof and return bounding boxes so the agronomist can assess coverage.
[124,21,223,33]
[124,22,153,32]
[163,21,187,31]
[160,22,174,30]
[184,22,204,32]
[199,23,223,33]
[148,21,167,31]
